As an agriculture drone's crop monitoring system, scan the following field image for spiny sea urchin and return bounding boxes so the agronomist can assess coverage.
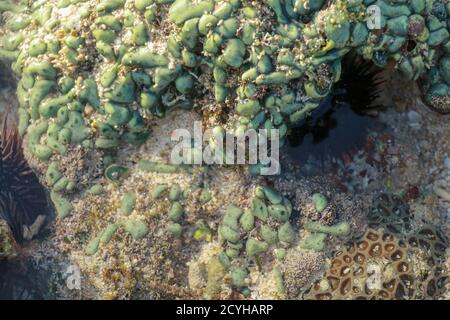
[0,115,49,242]
[337,55,385,114]
[286,56,385,166]
[423,91,450,115]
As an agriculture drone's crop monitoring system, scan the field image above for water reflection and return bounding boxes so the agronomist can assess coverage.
[286,58,385,169]
[287,96,374,163]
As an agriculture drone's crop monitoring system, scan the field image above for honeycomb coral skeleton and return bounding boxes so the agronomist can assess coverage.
[307,226,448,300]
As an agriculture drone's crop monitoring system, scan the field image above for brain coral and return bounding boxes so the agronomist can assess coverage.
[306,192,449,300]
[306,225,448,299]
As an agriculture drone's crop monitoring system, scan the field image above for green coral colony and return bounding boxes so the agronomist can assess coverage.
[1,0,448,159]
[0,0,449,299]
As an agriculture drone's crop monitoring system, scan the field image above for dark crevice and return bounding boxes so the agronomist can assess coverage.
[286,55,386,166]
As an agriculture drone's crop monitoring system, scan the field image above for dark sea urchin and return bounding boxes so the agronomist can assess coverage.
[0,116,49,242]
[286,56,385,166]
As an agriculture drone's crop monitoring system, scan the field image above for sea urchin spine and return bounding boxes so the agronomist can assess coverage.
[0,115,49,242]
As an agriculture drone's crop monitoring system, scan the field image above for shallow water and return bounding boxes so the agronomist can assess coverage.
[0,260,50,299]
[0,66,54,300]
[285,94,385,175]
[0,60,448,300]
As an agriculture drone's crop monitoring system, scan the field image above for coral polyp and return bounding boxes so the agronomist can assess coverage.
[306,226,448,300]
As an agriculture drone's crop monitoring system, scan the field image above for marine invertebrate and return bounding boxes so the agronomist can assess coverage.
[0,258,48,300]
[0,59,15,90]
[120,192,136,216]
[307,228,416,299]
[300,221,350,251]
[0,1,446,234]
[311,193,328,212]
[218,184,296,261]
[368,192,412,234]
[124,219,149,240]
[0,117,48,241]
[306,192,448,300]
[306,225,448,299]
[286,56,385,166]
[304,221,351,237]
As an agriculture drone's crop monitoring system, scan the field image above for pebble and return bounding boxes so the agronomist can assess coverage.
[407,111,422,129]
[444,157,450,170]
[434,185,450,201]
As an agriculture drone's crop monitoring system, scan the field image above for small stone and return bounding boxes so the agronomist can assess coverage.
[444,157,450,170]
[407,111,422,129]
[434,185,450,201]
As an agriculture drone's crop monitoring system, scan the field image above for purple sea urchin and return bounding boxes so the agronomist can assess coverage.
[0,116,49,242]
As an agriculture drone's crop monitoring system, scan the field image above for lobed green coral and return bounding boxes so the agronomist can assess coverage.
[0,0,448,216]
[204,184,299,295]
[0,0,447,182]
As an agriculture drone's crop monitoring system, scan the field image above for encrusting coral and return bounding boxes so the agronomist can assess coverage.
[306,225,448,299]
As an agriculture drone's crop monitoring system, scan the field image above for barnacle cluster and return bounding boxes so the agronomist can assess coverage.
[307,225,448,299]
